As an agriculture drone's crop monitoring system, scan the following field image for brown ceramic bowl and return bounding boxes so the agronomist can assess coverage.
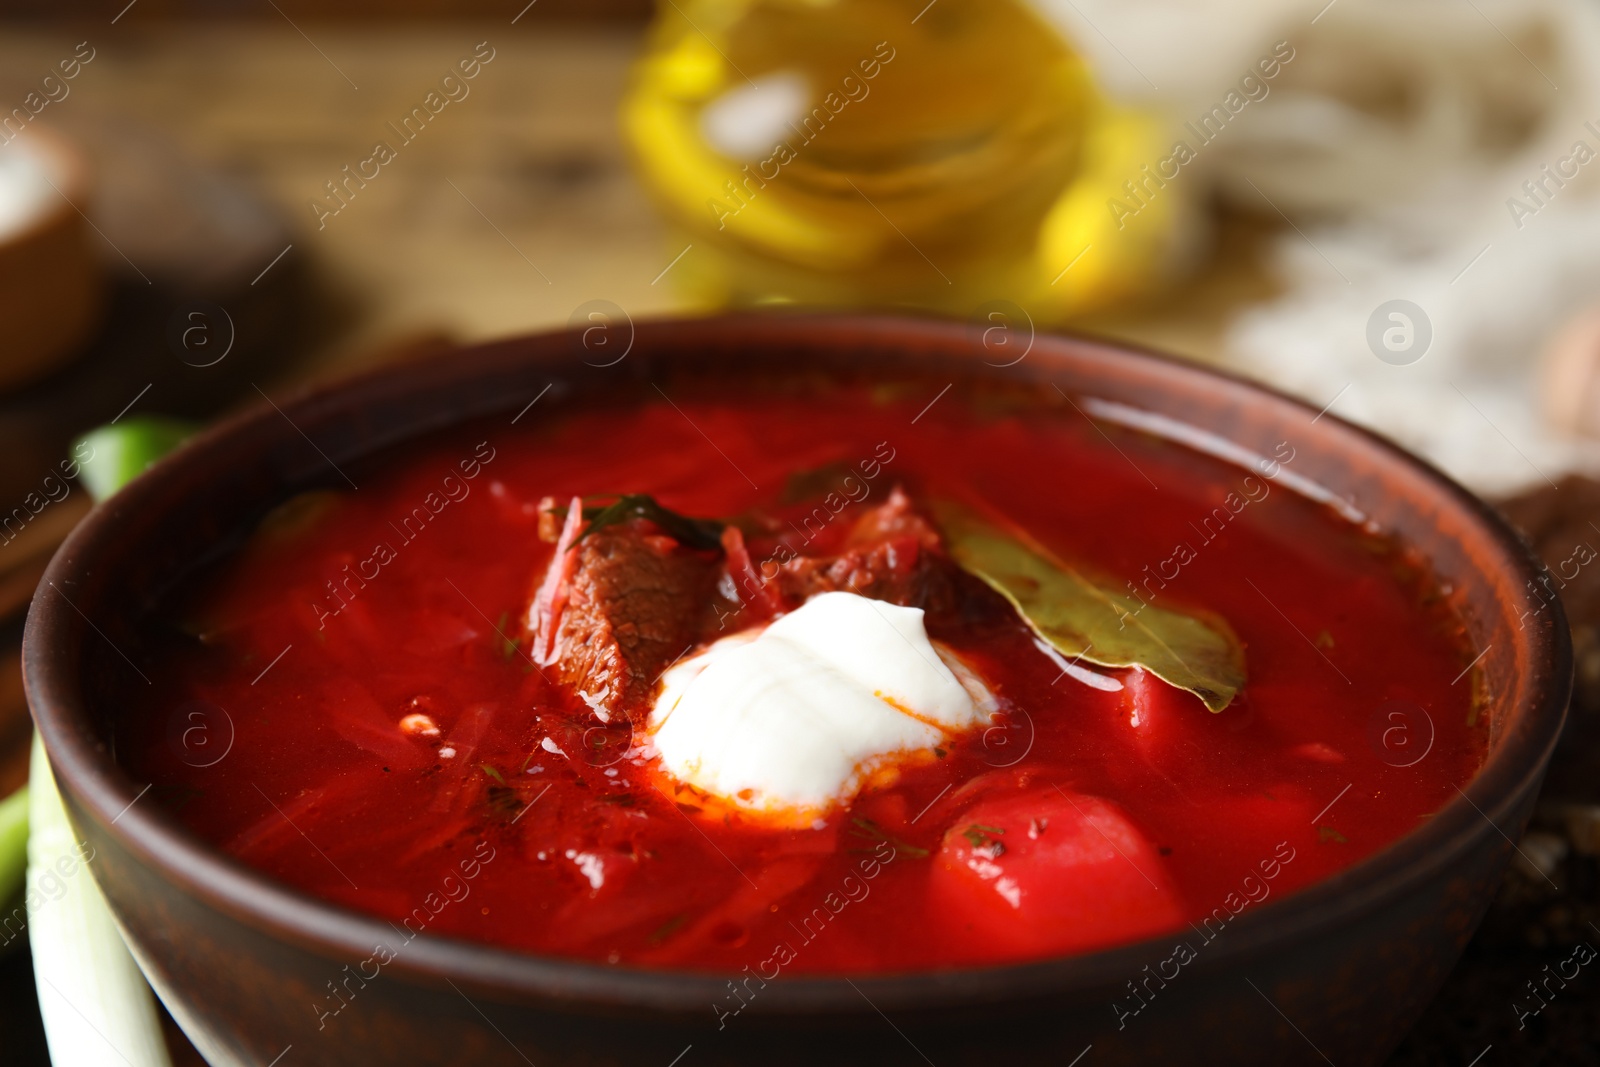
[25,315,1570,1066]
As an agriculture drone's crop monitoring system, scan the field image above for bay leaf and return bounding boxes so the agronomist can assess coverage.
[934,503,1246,712]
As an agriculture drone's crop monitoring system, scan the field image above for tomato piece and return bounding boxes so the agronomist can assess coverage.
[1121,666,1218,745]
[931,788,1183,957]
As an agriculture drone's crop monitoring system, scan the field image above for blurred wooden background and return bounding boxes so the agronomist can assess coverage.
[0,22,682,383]
[0,1,654,20]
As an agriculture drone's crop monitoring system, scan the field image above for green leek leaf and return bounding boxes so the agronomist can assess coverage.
[0,786,27,909]
[75,417,196,503]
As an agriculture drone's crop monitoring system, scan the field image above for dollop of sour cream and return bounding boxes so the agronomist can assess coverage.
[649,592,996,824]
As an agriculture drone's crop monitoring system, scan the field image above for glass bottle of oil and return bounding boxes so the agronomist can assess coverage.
[623,0,1186,321]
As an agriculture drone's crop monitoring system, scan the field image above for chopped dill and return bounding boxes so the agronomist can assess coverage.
[961,823,1007,857]
[961,823,1006,848]
[486,785,522,816]
[566,494,725,551]
[649,913,690,945]
[848,817,930,858]
[494,611,519,660]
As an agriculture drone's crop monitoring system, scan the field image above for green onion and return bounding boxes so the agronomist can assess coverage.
[74,417,195,503]
[29,735,173,1065]
[0,786,27,908]
[27,426,188,1065]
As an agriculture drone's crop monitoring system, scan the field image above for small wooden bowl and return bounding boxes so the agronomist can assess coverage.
[0,127,104,391]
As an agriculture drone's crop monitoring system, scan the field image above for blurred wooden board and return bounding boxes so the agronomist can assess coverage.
[0,107,316,507]
[0,25,685,387]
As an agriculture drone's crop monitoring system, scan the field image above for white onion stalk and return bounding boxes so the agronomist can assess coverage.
[28,733,172,1067]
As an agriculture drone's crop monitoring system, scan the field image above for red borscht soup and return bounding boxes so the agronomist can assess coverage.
[123,380,1483,976]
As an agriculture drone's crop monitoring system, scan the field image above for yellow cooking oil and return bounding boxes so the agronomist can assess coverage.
[622,0,1185,320]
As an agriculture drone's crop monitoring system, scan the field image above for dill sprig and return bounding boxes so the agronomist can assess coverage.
[961,823,1006,857]
[562,494,726,551]
[847,817,929,859]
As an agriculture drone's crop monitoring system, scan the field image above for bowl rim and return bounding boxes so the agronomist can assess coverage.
[24,311,1571,1015]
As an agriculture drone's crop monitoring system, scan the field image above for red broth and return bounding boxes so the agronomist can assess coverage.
[123,382,1483,975]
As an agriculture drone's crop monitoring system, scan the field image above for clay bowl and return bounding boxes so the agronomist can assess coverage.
[25,315,1570,1066]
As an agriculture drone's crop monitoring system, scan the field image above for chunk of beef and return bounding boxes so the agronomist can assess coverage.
[772,538,944,607]
[539,522,721,722]
[770,488,955,616]
[532,487,958,723]
[846,486,944,548]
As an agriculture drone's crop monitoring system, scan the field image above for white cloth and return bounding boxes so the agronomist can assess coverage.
[1033,0,1600,493]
